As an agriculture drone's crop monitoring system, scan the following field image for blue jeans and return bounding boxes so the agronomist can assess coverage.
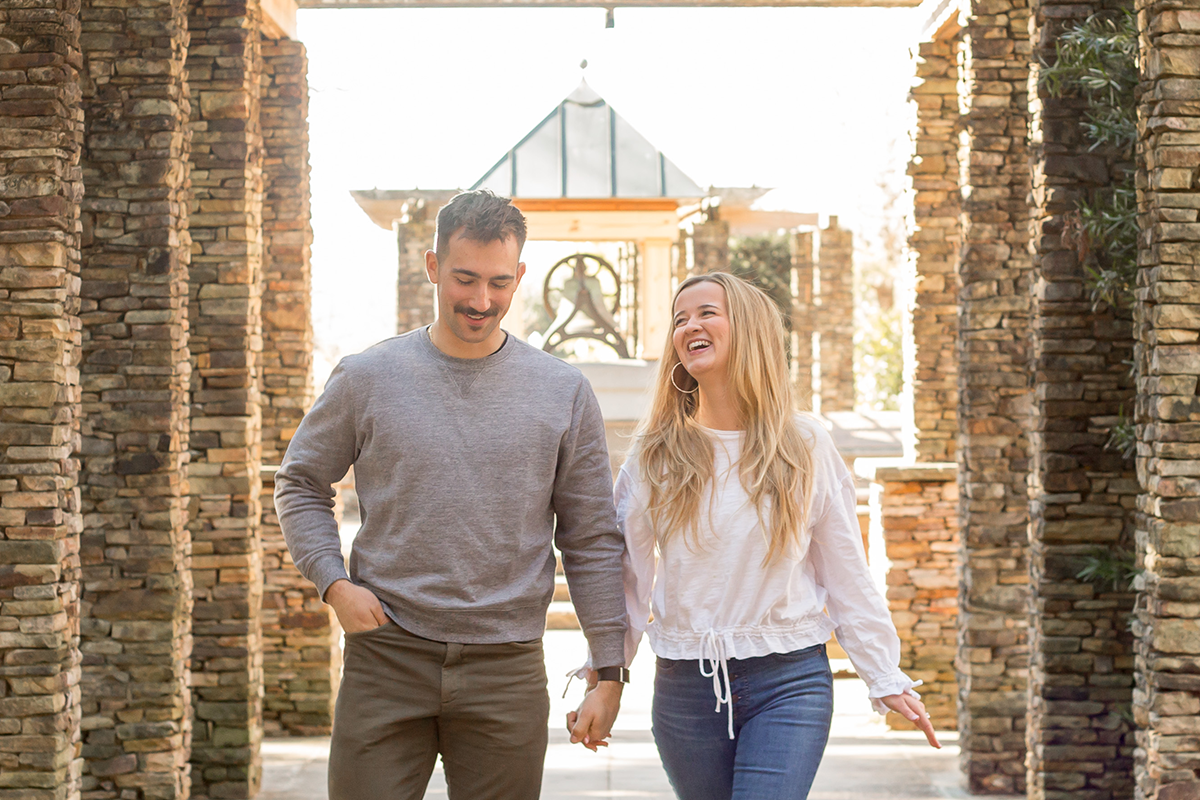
[651,643,834,800]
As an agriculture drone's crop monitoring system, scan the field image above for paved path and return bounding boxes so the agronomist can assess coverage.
[261,631,1014,800]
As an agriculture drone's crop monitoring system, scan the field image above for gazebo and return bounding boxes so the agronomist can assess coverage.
[354,78,711,361]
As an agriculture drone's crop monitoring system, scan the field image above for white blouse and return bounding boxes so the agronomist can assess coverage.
[612,415,917,736]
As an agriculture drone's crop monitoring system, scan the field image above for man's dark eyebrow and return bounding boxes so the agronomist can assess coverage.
[450,267,514,281]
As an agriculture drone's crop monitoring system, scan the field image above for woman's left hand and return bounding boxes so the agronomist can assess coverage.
[879,693,940,749]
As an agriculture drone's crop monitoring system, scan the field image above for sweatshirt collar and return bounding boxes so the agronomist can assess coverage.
[419,326,514,371]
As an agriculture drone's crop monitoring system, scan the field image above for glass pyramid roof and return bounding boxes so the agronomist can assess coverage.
[472,81,704,200]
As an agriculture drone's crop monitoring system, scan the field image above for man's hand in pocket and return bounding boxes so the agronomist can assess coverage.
[326,579,388,633]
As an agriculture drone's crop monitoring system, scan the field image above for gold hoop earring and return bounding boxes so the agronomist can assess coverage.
[671,363,698,394]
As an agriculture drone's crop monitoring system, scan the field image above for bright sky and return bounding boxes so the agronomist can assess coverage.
[298,5,924,383]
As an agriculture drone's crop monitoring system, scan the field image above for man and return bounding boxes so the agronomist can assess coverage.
[275,190,628,800]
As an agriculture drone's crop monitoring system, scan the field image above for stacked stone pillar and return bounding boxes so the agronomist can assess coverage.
[955,0,1033,791]
[77,0,195,796]
[691,217,729,275]
[1025,0,1139,797]
[396,203,435,334]
[875,464,960,732]
[0,4,86,799]
[1131,0,1200,795]
[185,0,265,794]
[259,37,336,737]
[906,31,962,463]
[792,230,815,409]
[817,218,854,412]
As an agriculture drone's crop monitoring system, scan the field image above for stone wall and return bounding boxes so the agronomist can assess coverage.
[259,37,336,738]
[396,201,436,334]
[0,4,86,799]
[955,0,1034,790]
[77,0,195,795]
[792,230,815,409]
[185,0,265,793]
[817,219,854,412]
[1025,0,1139,796]
[906,31,962,464]
[1131,0,1200,796]
[875,464,959,732]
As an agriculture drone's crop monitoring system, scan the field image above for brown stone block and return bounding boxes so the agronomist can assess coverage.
[1159,498,1200,522]
[1152,618,1200,655]
[87,752,137,778]
[0,692,64,717]
[89,590,181,622]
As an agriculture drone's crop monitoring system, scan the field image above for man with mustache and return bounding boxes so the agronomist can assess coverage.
[275,190,628,800]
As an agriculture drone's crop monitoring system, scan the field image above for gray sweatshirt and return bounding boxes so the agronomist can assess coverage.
[274,328,628,667]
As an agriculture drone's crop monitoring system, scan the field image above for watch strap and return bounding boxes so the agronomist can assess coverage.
[596,666,630,684]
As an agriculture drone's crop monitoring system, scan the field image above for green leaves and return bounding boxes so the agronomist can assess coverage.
[729,235,793,308]
[1105,408,1137,460]
[1076,546,1140,592]
[1040,11,1139,153]
[1076,183,1138,307]
[1041,11,1139,308]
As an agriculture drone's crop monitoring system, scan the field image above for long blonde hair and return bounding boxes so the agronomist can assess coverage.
[635,272,815,564]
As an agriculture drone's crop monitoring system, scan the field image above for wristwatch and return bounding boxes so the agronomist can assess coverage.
[596,666,630,684]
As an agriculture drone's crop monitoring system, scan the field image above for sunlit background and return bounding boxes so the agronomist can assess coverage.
[299,6,922,402]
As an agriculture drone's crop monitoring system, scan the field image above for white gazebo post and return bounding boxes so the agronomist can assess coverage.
[639,237,675,360]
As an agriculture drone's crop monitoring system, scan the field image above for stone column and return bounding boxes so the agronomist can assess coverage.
[77,0,195,796]
[396,209,435,335]
[1131,0,1200,796]
[792,231,815,409]
[674,229,689,286]
[906,33,962,463]
[185,0,265,794]
[259,37,335,737]
[0,4,86,799]
[874,464,960,732]
[817,219,854,413]
[1025,1,1139,797]
[691,218,729,275]
[955,0,1034,791]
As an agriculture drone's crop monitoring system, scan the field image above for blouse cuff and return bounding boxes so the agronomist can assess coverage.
[569,658,593,681]
[867,675,923,716]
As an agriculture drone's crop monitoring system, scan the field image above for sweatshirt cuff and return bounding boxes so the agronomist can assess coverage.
[311,554,351,601]
[585,630,626,670]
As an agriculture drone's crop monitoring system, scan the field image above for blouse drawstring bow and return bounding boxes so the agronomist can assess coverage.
[699,629,735,739]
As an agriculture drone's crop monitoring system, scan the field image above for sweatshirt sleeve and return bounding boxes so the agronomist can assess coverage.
[805,454,919,713]
[552,380,629,669]
[274,358,359,601]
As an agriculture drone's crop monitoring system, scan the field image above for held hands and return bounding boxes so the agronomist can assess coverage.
[326,579,388,634]
[879,692,941,749]
[565,670,623,752]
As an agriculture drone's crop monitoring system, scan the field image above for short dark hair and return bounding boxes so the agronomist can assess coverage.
[434,190,527,261]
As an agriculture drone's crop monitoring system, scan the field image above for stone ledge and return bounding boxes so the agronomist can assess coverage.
[856,459,956,483]
[874,463,956,483]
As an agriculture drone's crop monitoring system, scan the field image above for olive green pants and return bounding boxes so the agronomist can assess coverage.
[328,621,550,800]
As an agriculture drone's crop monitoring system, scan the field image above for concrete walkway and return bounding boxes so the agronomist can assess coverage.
[260,631,1012,800]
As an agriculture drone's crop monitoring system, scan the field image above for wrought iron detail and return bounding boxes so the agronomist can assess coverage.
[541,252,630,359]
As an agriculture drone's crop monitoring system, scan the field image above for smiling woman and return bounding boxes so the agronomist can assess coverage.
[606,271,938,800]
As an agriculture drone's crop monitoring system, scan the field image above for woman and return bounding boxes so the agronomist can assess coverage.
[575,272,938,800]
